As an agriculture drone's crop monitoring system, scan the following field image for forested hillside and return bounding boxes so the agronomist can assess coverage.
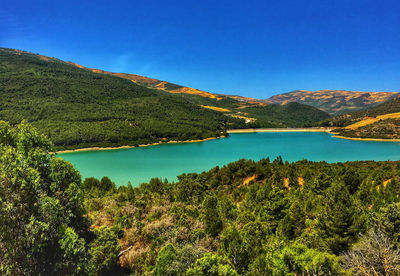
[86,158,400,275]
[0,48,331,150]
[320,98,400,139]
[2,121,400,275]
[0,48,243,150]
[177,93,330,128]
[68,53,331,128]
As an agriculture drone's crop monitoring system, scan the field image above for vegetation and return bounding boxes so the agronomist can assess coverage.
[0,120,91,275]
[0,48,241,150]
[2,121,400,274]
[0,48,330,151]
[321,98,400,128]
[265,89,399,115]
[320,98,400,139]
[87,155,400,275]
[241,102,330,128]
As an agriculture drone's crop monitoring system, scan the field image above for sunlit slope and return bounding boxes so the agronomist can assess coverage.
[0,47,331,150]
[67,54,330,128]
[265,90,399,115]
[345,112,400,130]
[0,48,240,149]
[70,65,224,100]
[321,98,400,139]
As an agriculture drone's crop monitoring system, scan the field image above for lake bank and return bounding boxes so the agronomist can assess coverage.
[227,127,333,133]
[331,134,400,142]
[58,132,400,186]
[56,136,225,154]
[57,128,341,154]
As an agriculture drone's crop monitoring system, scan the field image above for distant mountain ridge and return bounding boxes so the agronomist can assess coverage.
[67,62,399,117]
[65,58,331,128]
[264,90,399,115]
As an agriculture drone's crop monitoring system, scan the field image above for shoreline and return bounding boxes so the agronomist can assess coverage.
[56,136,224,154]
[227,127,333,133]
[56,127,400,154]
[331,134,400,142]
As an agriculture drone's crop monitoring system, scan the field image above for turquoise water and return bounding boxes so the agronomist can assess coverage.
[58,132,400,186]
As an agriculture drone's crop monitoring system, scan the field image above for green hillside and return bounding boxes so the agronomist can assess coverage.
[241,102,330,128]
[320,98,400,139]
[0,48,330,150]
[0,48,243,149]
[178,93,331,128]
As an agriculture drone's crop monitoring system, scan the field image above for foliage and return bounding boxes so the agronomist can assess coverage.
[0,48,331,150]
[0,121,90,275]
[153,243,178,276]
[89,226,122,275]
[186,253,239,276]
[271,242,343,275]
[320,97,400,139]
[83,156,400,274]
[3,121,400,275]
[0,48,237,150]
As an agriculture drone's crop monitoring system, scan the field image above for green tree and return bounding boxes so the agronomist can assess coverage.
[317,181,366,254]
[89,226,122,274]
[154,243,178,276]
[272,242,343,275]
[186,253,239,276]
[203,194,223,237]
[0,121,90,275]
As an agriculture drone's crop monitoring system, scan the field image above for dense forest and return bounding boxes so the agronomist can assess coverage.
[2,121,400,275]
[178,93,330,128]
[0,48,243,150]
[0,48,330,150]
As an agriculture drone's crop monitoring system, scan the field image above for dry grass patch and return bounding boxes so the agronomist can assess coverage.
[345,112,400,130]
[201,105,231,112]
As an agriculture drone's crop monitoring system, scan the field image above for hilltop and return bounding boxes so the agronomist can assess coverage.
[320,98,400,139]
[264,90,399,115]
[0,48,329,149]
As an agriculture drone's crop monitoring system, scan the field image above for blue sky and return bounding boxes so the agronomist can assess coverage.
[1,0,400,98]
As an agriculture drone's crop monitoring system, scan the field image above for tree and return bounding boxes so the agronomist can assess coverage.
[100,176,116,194]
[342,229,400,275]
[371,202,400,248]
[203,194,223,237]
[154,243,178,276]
[317,181,366,254]
[89,226,122,274]
[186,253,239,276]
[0,121,90,275]
[272,242,342,275]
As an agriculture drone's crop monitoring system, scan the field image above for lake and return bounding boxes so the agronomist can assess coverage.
[58,132,400,186]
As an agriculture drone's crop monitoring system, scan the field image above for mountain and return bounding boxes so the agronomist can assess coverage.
[68,62,268,105]
[0,48,239,149]
[320,98,400,139]
[67,60,330,128]
[264,90,399,115]
[67,63,225,100]
[0,48,330,149]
